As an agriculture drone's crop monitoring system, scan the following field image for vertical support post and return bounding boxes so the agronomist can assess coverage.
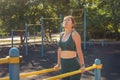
[11,29,14,47]
[25,23,28,55]
[83,5,87,50]
[60,14,62,33]
[41,17,44,57]
[94,59,101,80]
[9,47,20,80]
[101,40,104,47]
[34,26,36,48]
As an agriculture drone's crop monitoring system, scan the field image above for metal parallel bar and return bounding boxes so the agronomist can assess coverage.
[20,68,59,78]
[0,68,59,80]
[43,64,100,80]
[43,64,102,80]
[0,61,102,80]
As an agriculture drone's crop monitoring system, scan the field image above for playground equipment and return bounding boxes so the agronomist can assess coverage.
[40,14,62,57]
[0,47,21,80]
[70,0,98,50]
[24,14,62,57]
[11,30,26,47]
[70,9,83,18]
[0,47,102,80]
[69,7,87,51]
[44,59,102,80]
[26,24,40,47]
[25,23,41,56]
[83,0,99,50]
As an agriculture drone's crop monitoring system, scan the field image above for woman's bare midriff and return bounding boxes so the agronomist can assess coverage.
[61,51,77,59]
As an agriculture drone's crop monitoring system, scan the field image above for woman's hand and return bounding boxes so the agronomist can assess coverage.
[54,64,60,69]
[80,64,86,73]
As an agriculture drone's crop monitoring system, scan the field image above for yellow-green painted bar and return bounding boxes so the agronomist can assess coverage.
[0,63,102,80]
[43,64,102,80]
[0,68,60,80]
[20,68,59,78]
[0,56,21,64]
[0,57,8,64]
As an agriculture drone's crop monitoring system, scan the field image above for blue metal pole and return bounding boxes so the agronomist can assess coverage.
[101,40,104,47]
[25,23,28,55]
[60,14,62,33]
[83,6,87,50]
[34,26,36,48]
[41,17,44,57]
[9,47,20,80]
[11,29,14,47]
[94,59,101,80]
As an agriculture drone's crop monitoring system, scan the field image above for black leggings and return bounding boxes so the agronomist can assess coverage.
[60,58,81,80]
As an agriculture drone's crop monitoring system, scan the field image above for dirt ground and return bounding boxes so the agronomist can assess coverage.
[0,42,120,80]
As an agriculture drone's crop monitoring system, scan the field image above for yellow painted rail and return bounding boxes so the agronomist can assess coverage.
[0,56,22,64]
[0,57,8,64]
[0,68,60,80]
[0,53,102,80]
[43,64,102,80]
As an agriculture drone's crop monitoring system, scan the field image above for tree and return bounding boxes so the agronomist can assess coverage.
[0,0,119,40]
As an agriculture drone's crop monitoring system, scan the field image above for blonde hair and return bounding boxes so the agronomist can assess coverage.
[63,16,76,28]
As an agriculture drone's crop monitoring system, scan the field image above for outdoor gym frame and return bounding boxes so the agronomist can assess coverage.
[40,14,62,57]
[25,23,41,56]
[11,29,26,47]
[25,14,62,57]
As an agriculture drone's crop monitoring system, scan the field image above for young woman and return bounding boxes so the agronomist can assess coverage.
[54,16,86,80]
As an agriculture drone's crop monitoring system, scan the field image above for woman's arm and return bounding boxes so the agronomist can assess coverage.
[72,31,85,71]
[57,48,61,65]
[54,47,61,68]
[54,32,63,68]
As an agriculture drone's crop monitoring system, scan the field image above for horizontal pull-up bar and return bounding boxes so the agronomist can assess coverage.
[76,22,83,25]
[74,16,83,18]
[41,18,60,20]
[12,30,26,32]
[27,24,41,26]
[70,9,83,12]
